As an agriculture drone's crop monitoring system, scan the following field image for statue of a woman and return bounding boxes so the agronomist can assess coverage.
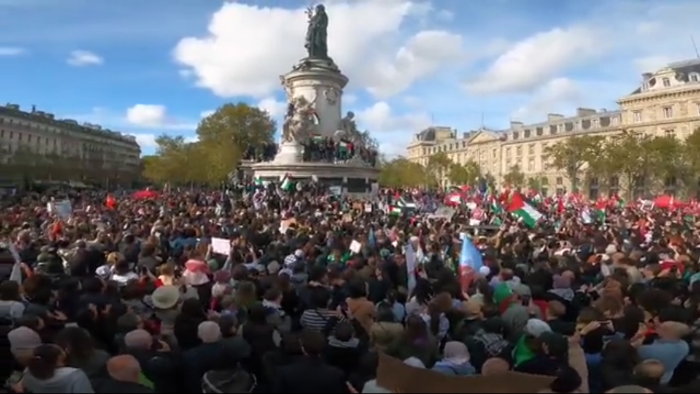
[304,4,329,59]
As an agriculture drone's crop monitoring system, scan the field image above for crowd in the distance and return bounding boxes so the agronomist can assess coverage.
[0,187,698,394]
[241,138,378,166]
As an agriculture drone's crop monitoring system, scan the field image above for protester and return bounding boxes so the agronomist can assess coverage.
[0,183,699,394]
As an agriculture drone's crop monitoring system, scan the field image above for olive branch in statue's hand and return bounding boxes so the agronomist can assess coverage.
[305,5,314,20]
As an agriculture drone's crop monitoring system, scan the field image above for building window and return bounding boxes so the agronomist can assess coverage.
[556,177,563,186]
[516,146,522,156]
[524,129,531,138]
[512,132,519,140]
[663,106,673,119]
[663,78,671,87]
[612,116,620,125]
[528,144,535,155]
[642,82,648,91]
[536,127,543,136]
[505,147,511,157]
[691,73,700,82]
[492,149,496,158]
[632,111,642,122]
[527,157,535,172]
[549,125,557,135]
[665,129,676,138]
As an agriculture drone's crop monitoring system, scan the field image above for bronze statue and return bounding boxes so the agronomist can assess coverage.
[305,4,329,59]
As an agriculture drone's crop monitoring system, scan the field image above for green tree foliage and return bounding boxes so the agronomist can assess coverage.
[503,164,526,188]
[197,103,276,150]
[448,160,481,186]
[564,128,700,198]
[427,152,451,186]
[378,157,430,188]
[483,173,497,191]
[544,135,603,191]
[600,132,658,198]
[527,176,547,191]
[143,102,275,186]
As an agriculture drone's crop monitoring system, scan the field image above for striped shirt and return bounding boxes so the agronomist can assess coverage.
[300,308,346,332]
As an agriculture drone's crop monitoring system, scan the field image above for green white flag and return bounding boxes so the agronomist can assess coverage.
[280,174,293,191]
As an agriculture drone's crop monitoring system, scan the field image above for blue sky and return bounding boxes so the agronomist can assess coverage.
[0,0,698,156]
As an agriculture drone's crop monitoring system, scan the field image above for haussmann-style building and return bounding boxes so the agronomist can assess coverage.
[0,103,141,187]
[406,59,700,197]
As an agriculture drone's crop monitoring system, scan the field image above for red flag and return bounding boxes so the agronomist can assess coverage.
[105,195,116,209]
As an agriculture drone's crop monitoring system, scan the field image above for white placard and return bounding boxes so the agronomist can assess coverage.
[211,237,231,255]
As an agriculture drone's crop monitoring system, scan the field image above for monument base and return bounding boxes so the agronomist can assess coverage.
[272,142,304,164]
[251,161,379,197]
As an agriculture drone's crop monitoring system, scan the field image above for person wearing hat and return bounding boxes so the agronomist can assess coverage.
[150,285,181,338]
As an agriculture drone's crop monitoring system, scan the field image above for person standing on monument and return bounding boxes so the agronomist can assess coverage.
[305,4,329,59]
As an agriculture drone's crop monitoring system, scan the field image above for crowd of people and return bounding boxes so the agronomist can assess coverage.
[0,185,697,393]
[242,138,378,166]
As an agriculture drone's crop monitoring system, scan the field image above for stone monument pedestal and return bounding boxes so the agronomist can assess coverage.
[272,141,303,164]
[251,159,379,197]
[283,57,348,139]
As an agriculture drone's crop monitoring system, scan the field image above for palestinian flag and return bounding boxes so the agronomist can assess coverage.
[490,199,504,214]
[388,206,402,216]
[506,193,542,228]
[280,174,293,191]
[397,197,417,210]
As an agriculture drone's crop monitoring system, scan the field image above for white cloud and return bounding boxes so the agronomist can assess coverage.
[256,97,287,118]
[66,50,103,66]
[355,101,431,158]
[126,104,166,127]
[125,104,196,130]
[466,27,603,95]
[467,1,700,97]
[511,78,582,121]
[633,56,671,74]
[0,47,25,56]
[173,0,469,99]
[128,133,198,151]
[131,133,158,149]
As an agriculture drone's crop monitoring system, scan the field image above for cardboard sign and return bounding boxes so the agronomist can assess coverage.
[376,353,554,393]
[428,207,456,220]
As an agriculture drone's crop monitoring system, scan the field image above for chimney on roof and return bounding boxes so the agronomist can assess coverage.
[31,105,36,113]
[547,113,564,121]
[576,108,596,117]
[510,121,523,129]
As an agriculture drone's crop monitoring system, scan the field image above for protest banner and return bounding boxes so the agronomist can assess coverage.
[376,353,554,393]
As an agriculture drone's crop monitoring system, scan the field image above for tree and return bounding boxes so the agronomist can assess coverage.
[197,103,276,153]
[378,157,429,187]
[143,135,193,185]
[503,164,526,188]
[527,176,546,191]
[602,132,656,199]
[483,173,497,191]
[427,152,451,187]
[196,139,241,186]
[544,135,603,191]
[645,136,687,192]
[683,128,700,195]
[448,160,481,186]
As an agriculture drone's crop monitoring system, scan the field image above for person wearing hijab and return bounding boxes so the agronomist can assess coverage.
[431,341,476,376]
